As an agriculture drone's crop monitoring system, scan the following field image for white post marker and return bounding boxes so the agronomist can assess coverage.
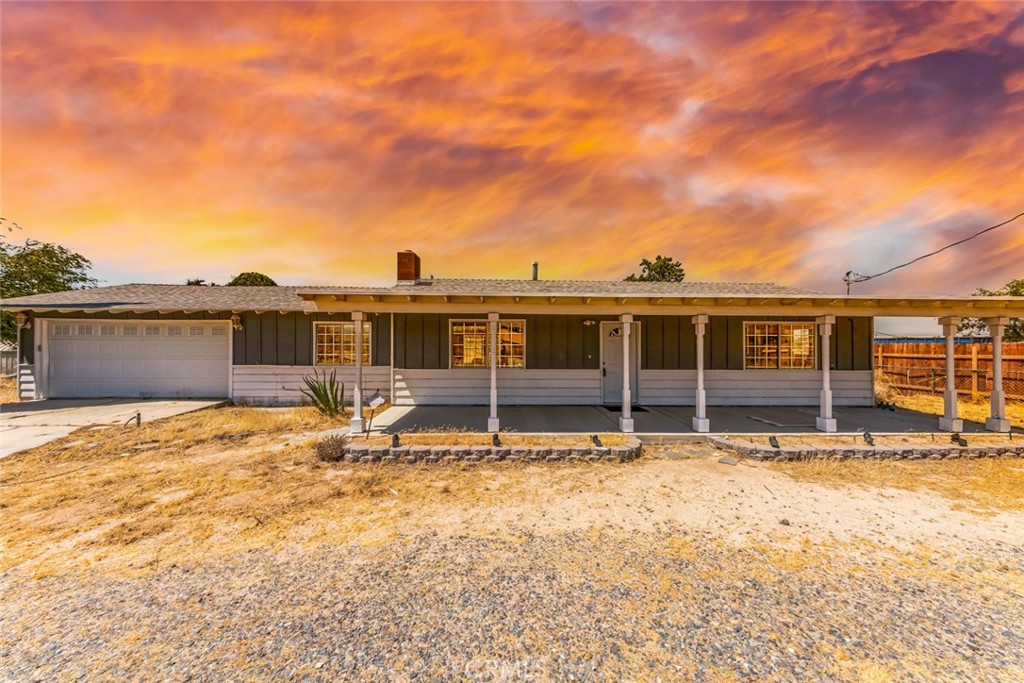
[816,315,837,433]
[487,312,500,433]
[350,311,366,433]
[619,314,634,433]
[938,316,963,432]
[985,317,1010,433]
[692,314,709,432]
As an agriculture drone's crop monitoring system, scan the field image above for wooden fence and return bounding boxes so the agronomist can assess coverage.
[0,349,16,377]
[874,341,1024,400]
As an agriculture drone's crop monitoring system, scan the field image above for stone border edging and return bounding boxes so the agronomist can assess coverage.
[708,436,1024,462]
[329,437,643,464]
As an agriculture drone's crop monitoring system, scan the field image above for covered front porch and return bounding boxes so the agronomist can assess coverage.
[369,403,1020,437]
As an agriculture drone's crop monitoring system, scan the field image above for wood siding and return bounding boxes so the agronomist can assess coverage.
[392,368,601,405]
[393,313,615,370]
[231,365,392,405]
[232,312,391,366]
[638,315,873,371]
[639,369,874,406]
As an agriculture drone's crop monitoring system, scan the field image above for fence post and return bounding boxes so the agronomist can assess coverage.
[876,345,884,369]
[970,344,979,400]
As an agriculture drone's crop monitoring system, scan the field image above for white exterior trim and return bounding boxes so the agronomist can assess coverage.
[393,368,601,406]
[639,369,873,406]
[232,365,391,405]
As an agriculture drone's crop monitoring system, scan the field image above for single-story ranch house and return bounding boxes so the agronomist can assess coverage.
[4,252,1022,434]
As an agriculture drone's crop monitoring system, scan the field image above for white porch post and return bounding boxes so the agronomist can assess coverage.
[816,315,837,432]
[619,314,634,433]
[350,311,365,433]
[938,316,963,432]
[692,314,709,432]
[985,317,1010,432]
[487,312,500,433]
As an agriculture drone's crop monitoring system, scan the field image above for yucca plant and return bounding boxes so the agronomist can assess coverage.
[300,369,345,418]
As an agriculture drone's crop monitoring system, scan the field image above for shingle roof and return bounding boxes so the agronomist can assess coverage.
[369,278,824,297]
[0,278,823,313]
[0,284,318,312]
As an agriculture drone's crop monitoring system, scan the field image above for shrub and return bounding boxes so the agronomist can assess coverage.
[300,369,345,417]
[316,434,347,462]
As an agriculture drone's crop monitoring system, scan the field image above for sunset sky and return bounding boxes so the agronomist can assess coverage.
[2,1,1023,296]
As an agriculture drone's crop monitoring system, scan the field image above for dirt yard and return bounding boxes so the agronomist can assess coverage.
[2,407,1022,682]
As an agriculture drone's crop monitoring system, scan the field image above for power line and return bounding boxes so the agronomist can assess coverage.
[844,211,1024,293]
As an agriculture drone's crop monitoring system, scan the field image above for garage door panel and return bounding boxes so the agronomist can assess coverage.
[48,321,229,398]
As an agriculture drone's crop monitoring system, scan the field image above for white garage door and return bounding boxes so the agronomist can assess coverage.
[47,321,230,398]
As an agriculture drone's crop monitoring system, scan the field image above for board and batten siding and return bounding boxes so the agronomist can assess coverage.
[232,312,391,367]
[232,366,392,405]
[639,370,874,406]
[392,369,601,406]
[638,315,874,372]
[392,314,614,370]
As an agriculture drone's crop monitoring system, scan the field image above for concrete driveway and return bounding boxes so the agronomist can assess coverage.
[1,399,225,458]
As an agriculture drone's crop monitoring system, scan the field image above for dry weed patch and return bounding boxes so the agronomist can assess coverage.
[888,392,1024,430]
[1,406,631,578]
[773,457,1024,514]
[0,376,18,404]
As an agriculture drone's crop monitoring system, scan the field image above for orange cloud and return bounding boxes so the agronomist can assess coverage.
[2,1,1022,295]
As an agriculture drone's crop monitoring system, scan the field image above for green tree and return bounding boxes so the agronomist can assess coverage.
[624,255,685,282]
[226,272,277,287]
[186,278,217,286]
[1,239,98,341]
[958,278,1024,342]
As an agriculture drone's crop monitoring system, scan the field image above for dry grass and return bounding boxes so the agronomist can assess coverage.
[0,405,620,579]
[360,431,628,447]
[888,393,1024,429]
[774,457,1024,515]
[0,375,18,404]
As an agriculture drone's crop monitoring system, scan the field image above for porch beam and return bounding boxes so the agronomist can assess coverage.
[816,315,837,432]
[985,317,1011,432]
[350,311,365,433]
[692,314,709,432]
[487,312,500,433]
[619,314,634,433]
[938,316,963,431]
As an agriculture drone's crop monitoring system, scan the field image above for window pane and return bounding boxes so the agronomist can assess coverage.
[451,322,488,367]
[316,322,369,365]
[123,325,138,336]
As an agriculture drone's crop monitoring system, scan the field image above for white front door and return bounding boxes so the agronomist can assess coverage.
[46,320,230,398]
[601,322,638,404]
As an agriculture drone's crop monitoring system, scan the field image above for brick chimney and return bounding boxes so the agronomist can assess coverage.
[397,251,421,284]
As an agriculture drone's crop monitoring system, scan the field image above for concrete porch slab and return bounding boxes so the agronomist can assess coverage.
[369,404,1019,437]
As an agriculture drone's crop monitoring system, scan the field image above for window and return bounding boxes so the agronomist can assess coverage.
[54,324,71,336]
[314,321,371,365]
[100,324,117,336]
[211,325,227,336]
[189,326,205,336]
[145,325,161,336]
[123,325,139,336]
[167,325,183,337]
[744,322,816,369]
[77,324,93,336]
[450,319,526,368]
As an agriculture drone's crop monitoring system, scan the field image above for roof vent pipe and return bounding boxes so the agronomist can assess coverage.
[532,262,539,281]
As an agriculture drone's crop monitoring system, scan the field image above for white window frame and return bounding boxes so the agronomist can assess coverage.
[742,321,817,370]
[313,321,371,366]
[449,318,526,369]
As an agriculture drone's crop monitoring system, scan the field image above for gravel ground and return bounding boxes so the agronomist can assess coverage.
[3,527,1022,683]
